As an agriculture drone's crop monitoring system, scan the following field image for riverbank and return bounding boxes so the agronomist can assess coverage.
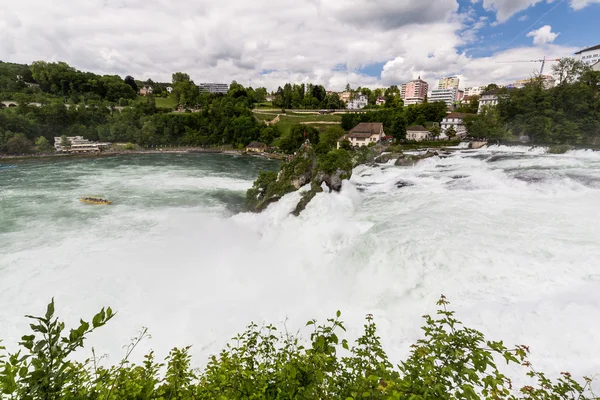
[0,147,286,162]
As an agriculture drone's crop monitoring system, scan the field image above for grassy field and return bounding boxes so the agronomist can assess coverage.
[273,114,342,136]
[253,111,280,121]
[136,95,178,109]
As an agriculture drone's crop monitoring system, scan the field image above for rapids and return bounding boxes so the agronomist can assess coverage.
[1,147,599,383]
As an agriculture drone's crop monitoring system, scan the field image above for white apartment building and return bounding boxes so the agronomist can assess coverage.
[347,94,368,110]
[429,87,458,110]
[440,113,472,138]
[478,90,499,114]
[575,44,600,66]
[198,83,229,94]
[464,86,484,97]
[54,136,111,153]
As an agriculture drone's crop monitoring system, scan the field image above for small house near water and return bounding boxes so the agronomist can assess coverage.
[337,122,384,149]
[246,141,268,153]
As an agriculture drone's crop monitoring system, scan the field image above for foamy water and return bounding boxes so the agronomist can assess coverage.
[1,148,600,385]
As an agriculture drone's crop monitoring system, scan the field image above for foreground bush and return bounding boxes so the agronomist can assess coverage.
[0,297,596,399]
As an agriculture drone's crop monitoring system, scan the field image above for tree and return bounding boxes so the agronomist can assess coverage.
[35,136,53,152]
[552,57,586,86]
[172,72,198,108]
[428,125,441,140]
[60,134,71,148]
[5,133,33,154]
[485,83,499,91]
[124,75,138,93]
[464,106,506,140]
[445,125,457,139]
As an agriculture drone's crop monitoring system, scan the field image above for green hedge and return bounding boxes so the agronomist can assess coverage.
[0,297,595,399]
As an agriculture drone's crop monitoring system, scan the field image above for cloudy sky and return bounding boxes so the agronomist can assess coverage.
[0,0,599,91]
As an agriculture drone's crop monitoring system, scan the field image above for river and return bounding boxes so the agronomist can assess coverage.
[1,147,599,382]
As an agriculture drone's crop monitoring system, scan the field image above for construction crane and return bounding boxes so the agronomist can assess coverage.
[496,56,561,75]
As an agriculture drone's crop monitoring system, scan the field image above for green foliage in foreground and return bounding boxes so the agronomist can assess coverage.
[0,297,596,400]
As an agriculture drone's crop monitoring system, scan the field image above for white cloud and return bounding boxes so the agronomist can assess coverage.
[481,0,547,22]
[0,0,584,92]
[526,25,559,45]
[518,15,529,21]
[569,0,600,9]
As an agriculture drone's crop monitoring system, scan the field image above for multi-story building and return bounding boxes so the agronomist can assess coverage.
[339,91,352,103]
[53,136,111,153]
[575,44,600,66]
[593,61,600,71]
[429,87,458,110]
[440,113,473,138]
[464,86,484,97]
[478,90,499,114]
[376,97,386,106]
[510,75,556,90]
[400,77,428,105]
[347,94,368,110]
[437,76,460,90]
[198,83,229,94]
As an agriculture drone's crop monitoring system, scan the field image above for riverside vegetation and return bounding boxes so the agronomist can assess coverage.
[2,58,600,156]
[0,297,595,399]
[464,59,600,145]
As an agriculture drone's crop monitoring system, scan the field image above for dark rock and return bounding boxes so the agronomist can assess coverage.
[395,180,414,188]
[394,150,438,167]
[292,190,317,216]
[314,168,348,192]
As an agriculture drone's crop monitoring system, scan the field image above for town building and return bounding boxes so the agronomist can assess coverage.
[166,86,173,93]
[139,86,153,96]
[593,61,600,71]
[456,90,464,102]
[437,76,460,90]
[478,90,500,113]
[575,44,600,66]
[406,125,430,141]
[511,75,555,90]
[429,87,458,110]
[337,123,384,149]
[400,77,428,105]
[339,91,352,103]
[347,94,368,110]
[245,141,268,153]
[198,83,229,94]
[376,97,386,106]
[464,86,484,97]
[440,113,473,138]
[54,136,111,153]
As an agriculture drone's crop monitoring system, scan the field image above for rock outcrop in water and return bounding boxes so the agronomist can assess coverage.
[246,143,353,215]
[394,150,438,166]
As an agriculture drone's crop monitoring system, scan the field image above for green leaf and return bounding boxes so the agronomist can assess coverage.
[336,310,341,318]
[45,298,55,320]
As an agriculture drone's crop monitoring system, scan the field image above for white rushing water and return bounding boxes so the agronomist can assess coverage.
[1,147,600,384]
